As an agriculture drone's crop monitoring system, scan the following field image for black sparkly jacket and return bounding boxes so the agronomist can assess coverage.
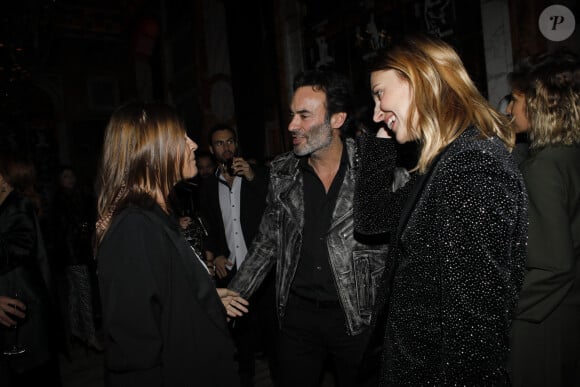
[356,127,528,386]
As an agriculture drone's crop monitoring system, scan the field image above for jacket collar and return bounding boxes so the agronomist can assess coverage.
[270,138,356,231]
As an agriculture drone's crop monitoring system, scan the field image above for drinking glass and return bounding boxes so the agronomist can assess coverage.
[2,288,26,356]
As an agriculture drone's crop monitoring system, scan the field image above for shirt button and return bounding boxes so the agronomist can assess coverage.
[316,266,322,271]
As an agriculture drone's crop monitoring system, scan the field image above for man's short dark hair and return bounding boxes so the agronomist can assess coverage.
[208,123,237,146]
[293,69,354,135]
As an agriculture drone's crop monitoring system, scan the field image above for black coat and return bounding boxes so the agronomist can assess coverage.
[0,191,56,374]
[97,204,239,387]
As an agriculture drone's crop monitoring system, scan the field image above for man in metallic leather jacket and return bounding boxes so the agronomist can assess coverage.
[228,69,392,386]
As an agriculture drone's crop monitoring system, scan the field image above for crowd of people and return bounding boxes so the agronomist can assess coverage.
[1,33,578,387]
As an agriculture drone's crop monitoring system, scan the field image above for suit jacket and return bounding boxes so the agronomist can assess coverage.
[199,166,269,262]
[97,204,239,387]
[515,144,580,321]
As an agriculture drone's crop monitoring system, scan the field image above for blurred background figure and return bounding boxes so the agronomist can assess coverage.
[195,150,217,180]
[0,151,62,387]
[508,49,580,387]
[50,166,101,352]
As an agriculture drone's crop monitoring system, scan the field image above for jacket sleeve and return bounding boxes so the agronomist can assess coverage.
[0,202,36,275]
[432,150,526,382]
[354,133,413,237]
[97,212,165,386]
[228,176,278,299]
[198,179,229,258]
[516,156,576,322]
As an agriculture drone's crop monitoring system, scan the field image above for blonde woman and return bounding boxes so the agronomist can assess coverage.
[95,101,247,386]
[508,50,580,387]
[356,35,528,385]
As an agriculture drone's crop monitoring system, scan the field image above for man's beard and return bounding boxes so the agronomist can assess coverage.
[293,120,333,156]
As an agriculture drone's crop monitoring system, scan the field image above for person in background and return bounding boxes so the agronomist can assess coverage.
[51,166,101,351]
[196,150,216,180]
[508,50,580,387]
[357,34,528,385]
[0,151,62,387]
[94,101,248,386]
[228,69,391,387]
[200,123,271,386]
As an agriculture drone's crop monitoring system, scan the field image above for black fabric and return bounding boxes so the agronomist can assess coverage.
[291,147,348,303]
[0,191,61,382]
[97,204,239,386]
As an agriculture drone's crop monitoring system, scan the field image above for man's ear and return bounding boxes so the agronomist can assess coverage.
[330,112,347,129]
[209,146,215,155]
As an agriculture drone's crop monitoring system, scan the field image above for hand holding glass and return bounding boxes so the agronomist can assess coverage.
[2,289,27,356]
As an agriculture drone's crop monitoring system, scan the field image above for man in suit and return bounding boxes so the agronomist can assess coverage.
[199,124,270,387]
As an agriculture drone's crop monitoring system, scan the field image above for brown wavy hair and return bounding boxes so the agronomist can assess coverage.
[370,34,513,173]
[95,101,188,245]
[518,50,580,148]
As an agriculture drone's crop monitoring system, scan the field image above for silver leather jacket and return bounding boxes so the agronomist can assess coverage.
[229,138,389,335]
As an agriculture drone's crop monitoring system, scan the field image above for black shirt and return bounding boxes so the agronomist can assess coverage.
[290,143,349,302]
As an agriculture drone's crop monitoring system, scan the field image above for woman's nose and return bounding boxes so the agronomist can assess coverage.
[373,104,384,123]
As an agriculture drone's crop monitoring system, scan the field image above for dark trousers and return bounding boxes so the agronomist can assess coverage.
[231,314,255,387]
[278,294,373,387]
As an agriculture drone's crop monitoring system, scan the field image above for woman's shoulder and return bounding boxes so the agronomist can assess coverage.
[521,145,580,180]
[446,132,517,175]
[1,191,36,216]
[104,205,173,243]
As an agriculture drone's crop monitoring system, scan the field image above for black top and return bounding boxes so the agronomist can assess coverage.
[290,144,348,302]
[97,203,239,386]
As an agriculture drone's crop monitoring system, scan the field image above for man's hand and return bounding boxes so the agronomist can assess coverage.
[217,288,249,318]
[0,296,26,327]
[179,216,192,230]
[213,255,232,279]
[231,157,255,181]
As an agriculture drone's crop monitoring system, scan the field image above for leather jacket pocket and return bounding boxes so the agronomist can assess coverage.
[353,250,386,318]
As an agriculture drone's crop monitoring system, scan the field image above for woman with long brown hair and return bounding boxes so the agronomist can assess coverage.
[95,101,247,386]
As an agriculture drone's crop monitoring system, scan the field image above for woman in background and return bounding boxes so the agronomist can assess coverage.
[51,166,101,351]
[356,34,528,385]
[508,50,580,386]
[95,101,247,386]
[0,152,61,386]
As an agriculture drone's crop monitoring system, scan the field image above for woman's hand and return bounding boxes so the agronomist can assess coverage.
[0,296,26,327]
[216,288,249,318]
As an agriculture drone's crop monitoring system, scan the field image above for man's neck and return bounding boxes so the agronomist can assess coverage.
[308,135,344,192]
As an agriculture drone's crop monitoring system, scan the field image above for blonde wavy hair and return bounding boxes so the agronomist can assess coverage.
[95,101,188,245]
[524,52,580,149]
[371,34,513,173]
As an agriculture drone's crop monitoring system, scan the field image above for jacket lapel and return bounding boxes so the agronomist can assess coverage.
[151,212,230,336]
[274,158,305,232]
[396,145,449,243]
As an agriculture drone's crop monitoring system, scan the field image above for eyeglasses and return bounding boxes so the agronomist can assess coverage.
[212,138,236,148]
